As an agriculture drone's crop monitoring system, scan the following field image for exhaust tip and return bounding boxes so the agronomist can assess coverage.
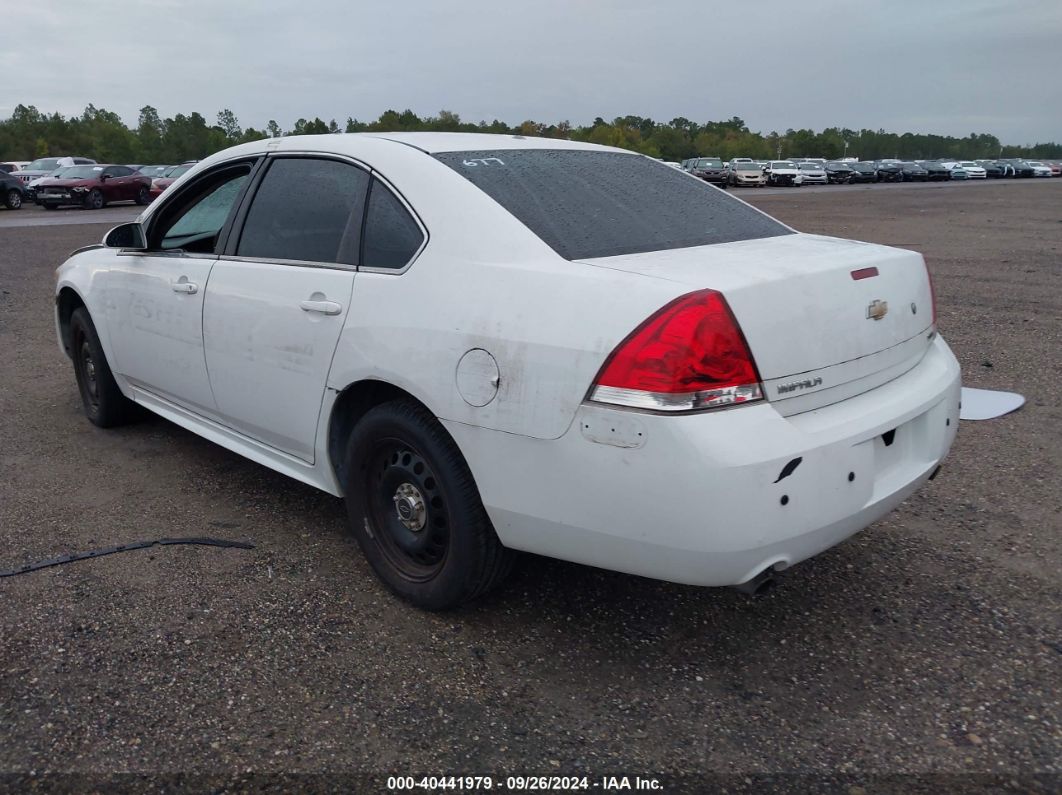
[732,568,778,597]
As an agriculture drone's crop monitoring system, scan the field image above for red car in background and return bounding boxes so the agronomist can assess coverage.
[36,164,152,210]
[149,162,197,199]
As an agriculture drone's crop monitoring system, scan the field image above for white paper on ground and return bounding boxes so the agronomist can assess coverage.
[959,387,1025,421]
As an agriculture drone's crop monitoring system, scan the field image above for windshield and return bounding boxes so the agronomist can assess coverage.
[734,163,761,171]
[434,150,792,260]
[771,161,796,168]
[164,165,193,179]
[797,163,821,170]
[57,166,106,179]
[692,158,723,169]
[1027,161,1044,167]
[25,158,63,172]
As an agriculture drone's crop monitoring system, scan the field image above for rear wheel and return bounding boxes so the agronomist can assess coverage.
[69,308,136,428]
[344,399,515,610]
[4,189,21,209]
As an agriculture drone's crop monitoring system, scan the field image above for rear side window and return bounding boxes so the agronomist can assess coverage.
[434,150,791,260]
[361,178,424,270]
[237,157,370,265]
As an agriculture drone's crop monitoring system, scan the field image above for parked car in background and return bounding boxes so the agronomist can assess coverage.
[949,165,969,180]
[148,162,196,199]
[52,132,959,609]
[24,164,77,199]
[11,156,96,185]
[137,165,173,179]
[35,164,152,210]
[764,161,804,186]
[1025,161,1053,177]
[1,171,26,209]
[1045,162,1061,177]
[1000,159,1034,178]
[846,162,878,183]
[1,161,31,174]
[918,161,951,181]
[873,161,903,182]
[824,161,853,184]
[796,161,828,185]
[975,160,1004,178]
[728,160,767,187]
[954,161,986,179]
[898,162,929,182]
[685,157,729,188]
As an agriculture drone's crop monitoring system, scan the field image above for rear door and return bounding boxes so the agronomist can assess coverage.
[202,155,371,461]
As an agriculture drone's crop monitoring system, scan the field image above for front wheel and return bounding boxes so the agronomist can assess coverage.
[344,399,515,610]
[82,189,104,210]
[69,308,136,427]
[4,188,22,209]
[135,186,150,205]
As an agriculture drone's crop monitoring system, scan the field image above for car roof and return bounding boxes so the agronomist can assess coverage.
[364,132,626,154]
[191,132,636,175]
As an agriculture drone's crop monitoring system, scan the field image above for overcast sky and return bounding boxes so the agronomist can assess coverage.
[2,0,1060,144]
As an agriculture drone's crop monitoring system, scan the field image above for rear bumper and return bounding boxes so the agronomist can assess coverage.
[446,335,961,588]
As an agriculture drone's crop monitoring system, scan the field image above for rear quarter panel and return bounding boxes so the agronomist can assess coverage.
[324,150,687,440]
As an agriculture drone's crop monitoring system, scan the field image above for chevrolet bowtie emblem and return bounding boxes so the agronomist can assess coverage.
[866,299,889,321]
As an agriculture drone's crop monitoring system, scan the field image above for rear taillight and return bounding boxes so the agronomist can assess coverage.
[587,289,763,412]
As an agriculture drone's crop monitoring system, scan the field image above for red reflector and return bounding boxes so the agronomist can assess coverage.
[850,267,879,280]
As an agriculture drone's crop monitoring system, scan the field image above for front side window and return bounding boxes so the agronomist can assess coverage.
[361,179,425,270]
[236,158,370,265]
[435,150,790,260]
[151,163,253,253]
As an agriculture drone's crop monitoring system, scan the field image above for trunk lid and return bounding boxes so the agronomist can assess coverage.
[580,233,935,415]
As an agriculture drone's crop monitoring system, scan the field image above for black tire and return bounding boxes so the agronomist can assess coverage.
[4,189,22,209]
[83,189,104,210]
[69,308,136,428]
[344,398,515,610]
[135,186,150,205]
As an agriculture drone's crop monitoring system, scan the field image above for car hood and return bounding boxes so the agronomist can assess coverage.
[41,178,101,188]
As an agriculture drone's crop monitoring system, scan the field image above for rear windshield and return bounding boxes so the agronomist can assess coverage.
[433,150,791,260]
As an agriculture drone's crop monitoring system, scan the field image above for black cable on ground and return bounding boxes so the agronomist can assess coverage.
[0,537,255,578]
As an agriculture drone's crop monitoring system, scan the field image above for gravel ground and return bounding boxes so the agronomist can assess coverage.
[0,181,1059,793]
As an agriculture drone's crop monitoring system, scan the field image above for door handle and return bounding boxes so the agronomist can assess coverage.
[171,279,198,294]
[299,299,342,315]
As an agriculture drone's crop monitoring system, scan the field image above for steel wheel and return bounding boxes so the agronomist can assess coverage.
[73,332,101,415]
[365,438,450,582]
[84,189,104,210]
[344,398,516,609]
[68,308,135,428]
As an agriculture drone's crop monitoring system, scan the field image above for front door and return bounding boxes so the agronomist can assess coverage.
[104,161,256,415]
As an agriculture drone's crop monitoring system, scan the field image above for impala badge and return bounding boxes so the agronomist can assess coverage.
[866,299,889,321]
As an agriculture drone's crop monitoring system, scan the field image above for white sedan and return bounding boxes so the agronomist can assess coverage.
[54,133,960,609]
[1025,160,1053,177]
[955,161,987,179]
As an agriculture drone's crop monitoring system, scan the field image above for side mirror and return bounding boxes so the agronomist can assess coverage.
[99,173,111,181]
[104,222,147,250]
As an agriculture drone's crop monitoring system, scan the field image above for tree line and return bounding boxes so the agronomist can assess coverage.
[2,104,1059,165]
